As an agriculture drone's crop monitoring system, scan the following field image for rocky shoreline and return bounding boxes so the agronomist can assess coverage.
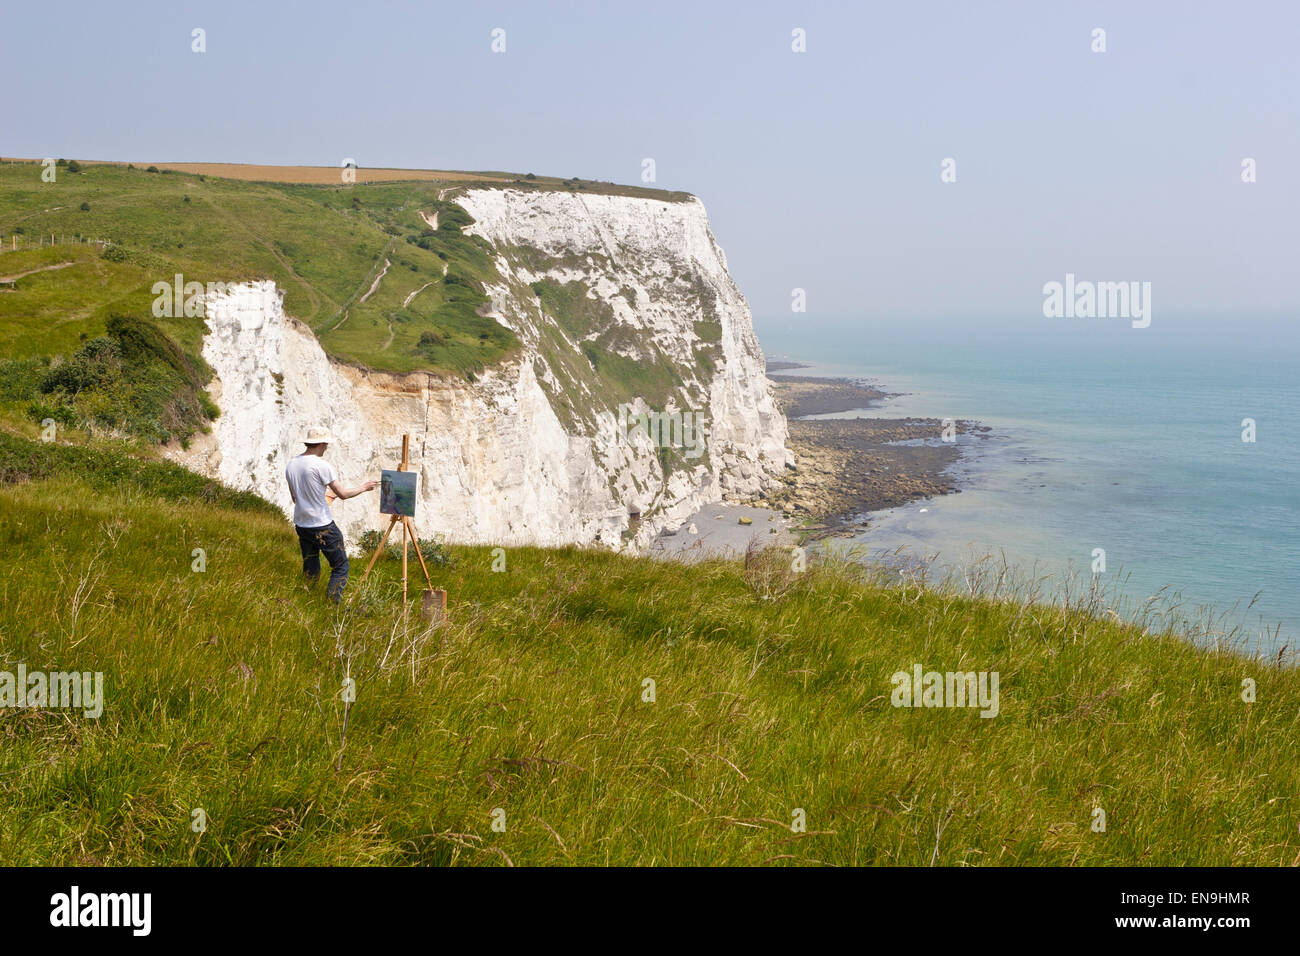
[764,374,893,418]
[764,368,990,538]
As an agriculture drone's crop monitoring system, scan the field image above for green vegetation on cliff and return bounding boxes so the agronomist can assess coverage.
[0,162,519,395]
[1,432,1295,866]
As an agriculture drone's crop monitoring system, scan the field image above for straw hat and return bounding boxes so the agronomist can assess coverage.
[304,426,334,445]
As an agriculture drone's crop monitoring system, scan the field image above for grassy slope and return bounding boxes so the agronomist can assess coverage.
[1,438,1296,866]
[0,162,529,378]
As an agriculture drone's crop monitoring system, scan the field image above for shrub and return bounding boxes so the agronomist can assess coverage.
[0,357,50,402]
[106,314,204,387]
[39,337,122,395]
[66,160,82,173]
[436,205,475,233]
[79,201,90,211]
[25,400,76,428]
[146,166,159,173]
[199,392,220,421]
[23,317,215,445]
[355,528,453,567]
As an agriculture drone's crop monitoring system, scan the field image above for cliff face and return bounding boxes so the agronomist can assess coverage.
[168,187,790,549]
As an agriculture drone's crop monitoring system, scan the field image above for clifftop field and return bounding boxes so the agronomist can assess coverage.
[1,432,1298,866]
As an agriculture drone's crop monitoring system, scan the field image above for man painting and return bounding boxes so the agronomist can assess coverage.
[284,427,376,602]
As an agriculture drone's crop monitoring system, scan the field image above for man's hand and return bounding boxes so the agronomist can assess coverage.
[363,480,377,492]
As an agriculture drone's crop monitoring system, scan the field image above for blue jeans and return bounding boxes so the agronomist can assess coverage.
[296,521,349,602]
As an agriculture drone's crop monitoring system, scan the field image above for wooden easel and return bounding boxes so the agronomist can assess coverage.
[355,434,447,622]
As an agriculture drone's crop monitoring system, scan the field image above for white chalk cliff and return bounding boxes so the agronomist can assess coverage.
[167,188,790,550]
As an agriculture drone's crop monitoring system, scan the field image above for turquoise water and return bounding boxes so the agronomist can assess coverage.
[757,314,1299,655]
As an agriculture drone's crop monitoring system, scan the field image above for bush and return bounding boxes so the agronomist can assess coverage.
[100,244,127,263]
[0,357,49,402]
[79,201,90,211]
[25,400,76,428]
[436,205,474,233]
[199,392,220,421]
[66,160,82,173]
[106,314,204,387]
[22,317,215,445]
[146,166,159,173]
[355,528,453,567]
[39,337,122,395]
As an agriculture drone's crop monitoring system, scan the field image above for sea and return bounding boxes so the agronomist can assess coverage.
[757,313,1298,656]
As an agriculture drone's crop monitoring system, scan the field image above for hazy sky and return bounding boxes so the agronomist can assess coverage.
[5,0,1297,325]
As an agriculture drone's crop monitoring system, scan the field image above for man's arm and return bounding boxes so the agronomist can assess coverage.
[328,478,377,500]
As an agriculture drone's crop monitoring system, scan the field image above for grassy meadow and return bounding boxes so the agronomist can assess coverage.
[1,433,1297,866]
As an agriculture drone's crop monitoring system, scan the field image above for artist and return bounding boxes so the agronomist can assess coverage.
[284,427,377,602]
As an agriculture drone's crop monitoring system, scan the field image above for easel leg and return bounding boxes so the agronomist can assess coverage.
[403,517,446,623]
[404,516,435,590]
[401,513,409,616]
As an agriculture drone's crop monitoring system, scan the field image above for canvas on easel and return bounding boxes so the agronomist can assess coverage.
[379,469,417,517]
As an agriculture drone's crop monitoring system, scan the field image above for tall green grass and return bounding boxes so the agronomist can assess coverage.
[1,439,1297,865]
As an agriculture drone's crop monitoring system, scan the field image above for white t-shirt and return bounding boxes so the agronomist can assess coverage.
[285,453,337,528]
